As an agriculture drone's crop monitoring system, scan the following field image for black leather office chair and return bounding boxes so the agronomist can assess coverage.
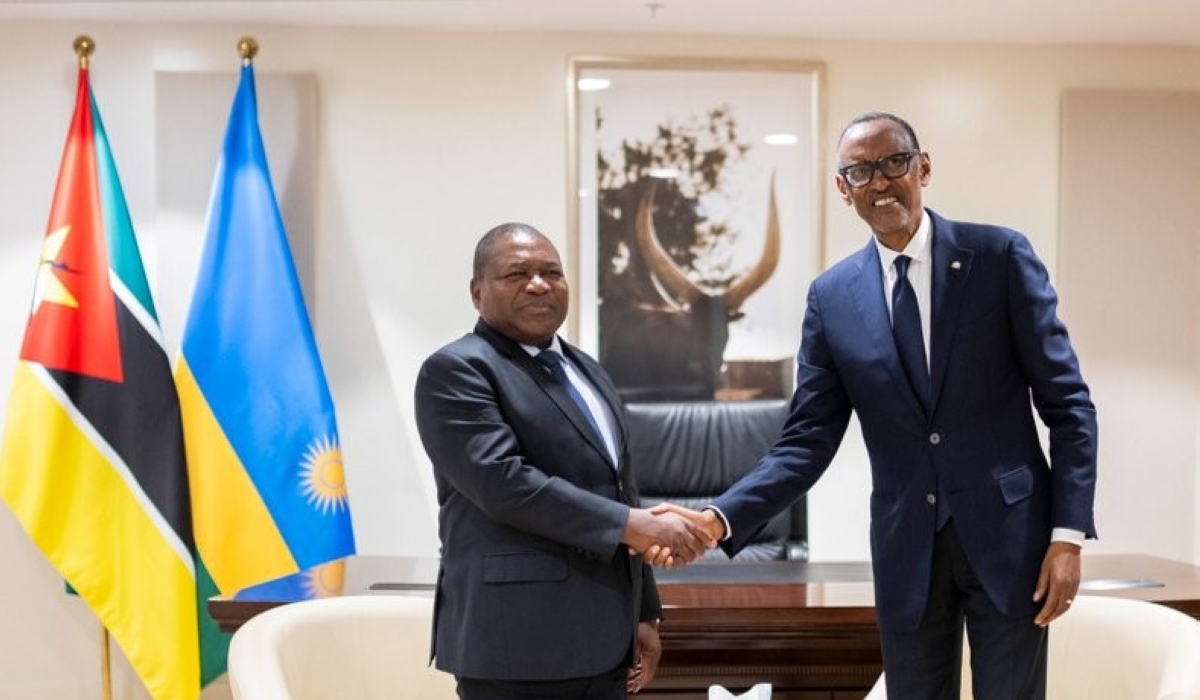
[625,399,807,562]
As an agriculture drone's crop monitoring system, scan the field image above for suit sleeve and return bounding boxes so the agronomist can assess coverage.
[714,280,854,555]
[1006,233,1099,537]
[639,564,663,621]
[415,348,630,559]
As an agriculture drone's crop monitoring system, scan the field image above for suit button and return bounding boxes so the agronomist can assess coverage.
[929,432,941,445]
[926,493,937,505]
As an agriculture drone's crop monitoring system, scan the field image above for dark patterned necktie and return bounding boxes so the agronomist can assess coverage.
[536,351,605,440]
[892,255,930,413]
[893,255,949,528]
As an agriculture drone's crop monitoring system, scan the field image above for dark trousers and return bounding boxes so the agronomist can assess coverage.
[880,522,1047,700]
[456,666,626,700]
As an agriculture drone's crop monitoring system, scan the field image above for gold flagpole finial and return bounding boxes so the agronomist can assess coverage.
[237,36,259,67]
[73,35,95,70]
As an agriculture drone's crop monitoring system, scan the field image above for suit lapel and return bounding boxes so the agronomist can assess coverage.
[561,343,625,469]
[848,241,927,419]
[927,213,973,410]
[473,321,617,469]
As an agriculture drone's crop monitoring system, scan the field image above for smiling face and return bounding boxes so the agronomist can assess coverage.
[836,118,931,251]
[470,228,568,348]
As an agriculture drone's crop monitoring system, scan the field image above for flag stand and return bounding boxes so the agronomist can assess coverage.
[100,626,113,700]
[75,36,114,700]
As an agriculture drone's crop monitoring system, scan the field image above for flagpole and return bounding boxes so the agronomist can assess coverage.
[238,35,258,66]
[75,33,112,700]
[74,34,94,71]
[100,627,113,700]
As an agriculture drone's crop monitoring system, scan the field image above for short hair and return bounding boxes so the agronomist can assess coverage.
[837,112,921,152]
[472,222,544,280]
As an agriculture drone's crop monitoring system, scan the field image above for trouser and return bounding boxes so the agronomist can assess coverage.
[456,664,627,700]
[879,522,1047,700]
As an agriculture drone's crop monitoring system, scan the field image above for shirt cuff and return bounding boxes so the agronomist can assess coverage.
[704,505,732,541]
[1051,527,1086,547]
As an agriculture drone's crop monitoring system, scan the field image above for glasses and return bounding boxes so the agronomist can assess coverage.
[837,151,920,188]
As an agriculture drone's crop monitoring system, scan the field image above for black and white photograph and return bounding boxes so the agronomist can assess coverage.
[569,57,824,402]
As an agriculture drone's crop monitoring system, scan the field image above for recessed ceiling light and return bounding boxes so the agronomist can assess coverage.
[764,133,799,145]
[577,77,611,91]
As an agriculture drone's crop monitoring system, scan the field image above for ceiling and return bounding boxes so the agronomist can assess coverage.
[1,0,1198,48]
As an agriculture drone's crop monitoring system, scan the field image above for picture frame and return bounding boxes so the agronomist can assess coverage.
[566,56,825,403]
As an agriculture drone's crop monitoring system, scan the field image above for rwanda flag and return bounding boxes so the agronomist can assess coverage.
[232,558,348,603]
[175,57,355,624]
[0,63,200,699]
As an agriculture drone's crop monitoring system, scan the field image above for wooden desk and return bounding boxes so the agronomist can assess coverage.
[209,554,1200,700]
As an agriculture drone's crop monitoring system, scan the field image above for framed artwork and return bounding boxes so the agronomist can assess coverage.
[567,56,824,403]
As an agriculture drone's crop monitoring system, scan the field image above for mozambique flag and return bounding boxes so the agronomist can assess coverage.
[175,57,355,625]
[0,64,200,699]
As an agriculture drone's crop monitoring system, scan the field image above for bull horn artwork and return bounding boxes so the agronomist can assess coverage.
[634,171,781,314]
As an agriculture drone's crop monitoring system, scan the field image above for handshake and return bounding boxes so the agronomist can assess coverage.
[622,503,727,567]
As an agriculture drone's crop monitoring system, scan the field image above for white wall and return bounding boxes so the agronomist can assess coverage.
[0,19,1198,700]
[1059,90,1200,565]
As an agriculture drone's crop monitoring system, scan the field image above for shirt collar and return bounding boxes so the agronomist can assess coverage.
[874,208,932,273]
[522,336,564,358]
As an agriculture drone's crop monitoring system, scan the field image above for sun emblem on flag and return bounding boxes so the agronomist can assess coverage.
[300,435,349,514]
[301,559,347,599]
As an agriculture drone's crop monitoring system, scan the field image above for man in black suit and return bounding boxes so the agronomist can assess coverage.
[414,222,709,699]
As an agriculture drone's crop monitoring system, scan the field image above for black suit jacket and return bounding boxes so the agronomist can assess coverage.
[414,319,661,681]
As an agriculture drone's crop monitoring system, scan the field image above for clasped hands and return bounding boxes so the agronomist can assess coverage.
[622,503,726,567]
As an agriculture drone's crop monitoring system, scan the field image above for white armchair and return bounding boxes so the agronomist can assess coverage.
[864,595,1200,700]
[227,594,458,700]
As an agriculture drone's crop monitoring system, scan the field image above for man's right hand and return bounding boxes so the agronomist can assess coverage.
[622,508,714,567]
[649,502,726,542]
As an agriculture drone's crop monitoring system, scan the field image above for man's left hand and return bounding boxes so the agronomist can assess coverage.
[626,621,662,693]
[1032,541,1082,627]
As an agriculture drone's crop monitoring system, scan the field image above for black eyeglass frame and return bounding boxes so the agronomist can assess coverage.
[837,151,922,189]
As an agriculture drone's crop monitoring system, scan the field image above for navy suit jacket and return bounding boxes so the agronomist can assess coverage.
[712,210,1097,633]
[414,320,661,680]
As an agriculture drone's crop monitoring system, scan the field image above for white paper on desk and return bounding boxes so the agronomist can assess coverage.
[709,683,771,700]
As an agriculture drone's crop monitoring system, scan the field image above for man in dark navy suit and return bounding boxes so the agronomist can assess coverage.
[659,113,1098,700]
[415,222,709,699]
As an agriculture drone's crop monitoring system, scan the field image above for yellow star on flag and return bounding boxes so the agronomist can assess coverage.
[31,225,79,312]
